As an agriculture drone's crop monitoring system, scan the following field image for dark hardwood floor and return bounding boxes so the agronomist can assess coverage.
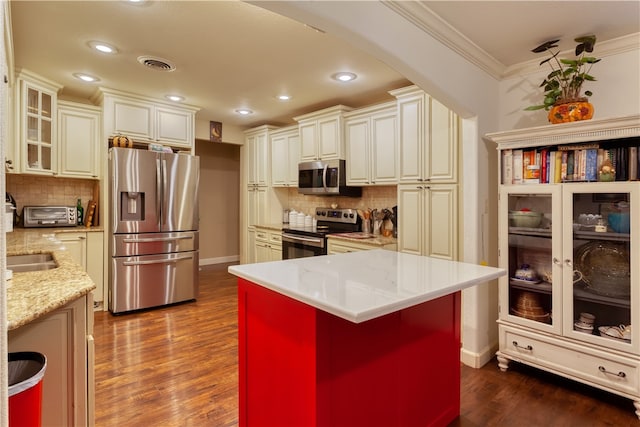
[94,263,638,426]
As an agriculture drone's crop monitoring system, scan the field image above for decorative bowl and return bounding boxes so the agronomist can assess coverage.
[509,211,543,228]
[608,212,630,233]
[574,241,630,297]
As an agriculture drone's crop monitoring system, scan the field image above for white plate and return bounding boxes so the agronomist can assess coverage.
[598,326,631,343]
[510,277,541,285]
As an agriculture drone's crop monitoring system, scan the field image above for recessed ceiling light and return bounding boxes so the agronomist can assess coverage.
[277,95,291,101]
[332,72,357,82]
[235,109,253,116]
[88,41,118,54]
[165,95,184,102]
[73,73,100,83]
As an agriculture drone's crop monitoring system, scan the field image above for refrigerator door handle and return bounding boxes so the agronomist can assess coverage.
[122,254,195,266]
[156,158,163,228]
[162,158,169,228]
[122,236,194,243]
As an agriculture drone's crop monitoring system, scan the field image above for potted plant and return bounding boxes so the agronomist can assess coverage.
[525,35,600,124]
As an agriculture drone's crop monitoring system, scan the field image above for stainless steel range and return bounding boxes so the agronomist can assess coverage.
[281,207,361,259]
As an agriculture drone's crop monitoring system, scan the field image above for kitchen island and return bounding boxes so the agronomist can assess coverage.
[229,249,505,427]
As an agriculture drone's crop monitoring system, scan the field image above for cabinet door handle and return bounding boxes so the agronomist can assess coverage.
[564,259,573,267]
[512,341,533,351]
[598,366,626,378]
[552,257,561,265]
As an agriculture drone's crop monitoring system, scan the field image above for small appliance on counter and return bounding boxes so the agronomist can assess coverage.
[5,192,17,231]
[21,206,77,228]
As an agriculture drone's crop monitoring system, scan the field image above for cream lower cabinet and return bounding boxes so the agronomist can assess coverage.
[8,294,94,426]
[327,238,397,254]
[255,228,282,262]
[397,183,458,260]
[488,115,640,419]
[56,231,104,307]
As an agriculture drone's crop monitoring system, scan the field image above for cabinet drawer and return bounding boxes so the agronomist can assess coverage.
[255,231,268,241]
[269,233,282,244]
[501,326,639,396]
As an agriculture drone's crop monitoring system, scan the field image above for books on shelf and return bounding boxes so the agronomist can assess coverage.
[500,141,640,184]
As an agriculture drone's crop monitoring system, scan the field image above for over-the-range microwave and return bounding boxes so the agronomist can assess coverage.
[298,159,362,197]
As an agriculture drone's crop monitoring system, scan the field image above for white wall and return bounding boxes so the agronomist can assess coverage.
[499,37,640,130]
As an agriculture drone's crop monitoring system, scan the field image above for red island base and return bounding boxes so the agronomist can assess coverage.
[238,278,462,427]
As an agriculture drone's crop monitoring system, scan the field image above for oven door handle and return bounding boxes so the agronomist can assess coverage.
[282,233,325,248]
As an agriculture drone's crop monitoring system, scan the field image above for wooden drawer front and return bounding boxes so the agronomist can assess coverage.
[502,328,639,396]
[255,231,268,241]
[269,233,282,244]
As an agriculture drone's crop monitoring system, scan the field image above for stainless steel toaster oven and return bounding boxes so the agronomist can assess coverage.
[22,206,77,227]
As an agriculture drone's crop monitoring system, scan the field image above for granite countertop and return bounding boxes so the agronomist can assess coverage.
[254,223,285,232]
[6,229,97,331]
[327,232,396,246]
[229,250,505,323]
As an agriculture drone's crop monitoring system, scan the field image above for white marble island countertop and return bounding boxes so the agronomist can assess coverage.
[229,250,506,323]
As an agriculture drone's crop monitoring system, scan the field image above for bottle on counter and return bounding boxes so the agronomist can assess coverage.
[76,198,84,225]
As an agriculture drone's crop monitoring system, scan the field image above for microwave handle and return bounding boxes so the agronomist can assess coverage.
[322,164,328,191]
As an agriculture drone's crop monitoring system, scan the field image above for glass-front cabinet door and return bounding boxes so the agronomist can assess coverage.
[499,185,562,335]
[22,80,56,173]
[562,183,638,353]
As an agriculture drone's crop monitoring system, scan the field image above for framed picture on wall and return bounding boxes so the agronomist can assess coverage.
[210,121,222,142]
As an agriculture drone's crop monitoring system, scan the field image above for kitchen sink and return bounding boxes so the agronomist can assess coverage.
[7,253,58,272]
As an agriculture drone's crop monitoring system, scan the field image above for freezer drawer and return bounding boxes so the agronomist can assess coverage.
[109,251,199,314]
[111,231,198,257]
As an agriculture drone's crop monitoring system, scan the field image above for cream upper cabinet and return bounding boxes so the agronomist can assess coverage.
[390,86,459,184]
[15,69,62,175]
[99,88,199,150]
[294,105,352,161]
[57,101,101,179]
[271,125,299,187]
[345,102,397,185]
[397,183,458,260]
[246,125,276,187]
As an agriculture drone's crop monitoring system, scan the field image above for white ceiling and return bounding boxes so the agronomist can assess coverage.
[8,1,640,131]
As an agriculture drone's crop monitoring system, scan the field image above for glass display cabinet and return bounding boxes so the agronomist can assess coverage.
[487,115,640,419]
[18,71,60,174]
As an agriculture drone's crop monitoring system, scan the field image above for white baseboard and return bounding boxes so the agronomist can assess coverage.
[199,255,240,266]
[460,343,498,368]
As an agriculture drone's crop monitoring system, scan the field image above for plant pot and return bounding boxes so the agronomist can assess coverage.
[548,98,594,124]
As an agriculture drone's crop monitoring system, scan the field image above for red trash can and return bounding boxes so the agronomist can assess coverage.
[8,352,47,427]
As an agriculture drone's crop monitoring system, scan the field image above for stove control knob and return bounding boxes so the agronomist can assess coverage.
[349,213,354,218]
[343,213,348,218]
[316,210,321,216]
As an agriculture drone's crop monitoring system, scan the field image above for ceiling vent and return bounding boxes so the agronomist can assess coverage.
[137,56,176,72]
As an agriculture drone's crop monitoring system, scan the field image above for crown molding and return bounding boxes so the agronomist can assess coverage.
[384,2,640,82]
[383,1,506,79]
[503,32,640,79]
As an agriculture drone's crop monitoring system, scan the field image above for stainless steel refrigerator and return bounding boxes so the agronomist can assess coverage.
[108,147,199,314]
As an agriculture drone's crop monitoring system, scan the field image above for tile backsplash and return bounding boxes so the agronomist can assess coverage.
[6,175,97,212]
[285,186,397,215]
